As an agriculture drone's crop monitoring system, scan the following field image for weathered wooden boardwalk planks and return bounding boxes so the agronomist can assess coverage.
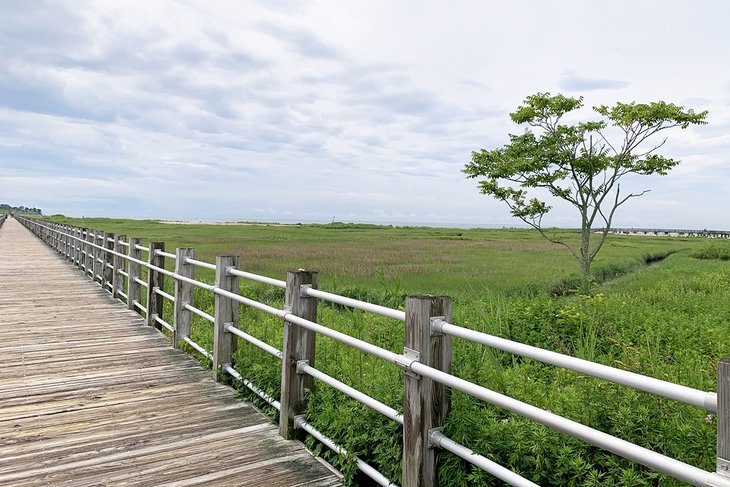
[0,218,340,486]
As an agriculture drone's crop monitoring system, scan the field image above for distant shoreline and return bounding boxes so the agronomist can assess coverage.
[157,219,529,229]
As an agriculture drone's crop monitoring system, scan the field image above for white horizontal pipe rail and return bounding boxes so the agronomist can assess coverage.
[227,267,285,288]
[295,416,399,487]
[133,301,147,315]
[154,315,174,332]
[185,303,214,322]
[429,430,538,487]
[434,319,717,413]
[154,287,175,303]
[224,324,282,359]
[303,286,406,321]
[182,336,212,360]
[410,362,713,487]
[185,257,216,270]
[223,365,281,410]
[156,249,176,259]
[298,361,403,424]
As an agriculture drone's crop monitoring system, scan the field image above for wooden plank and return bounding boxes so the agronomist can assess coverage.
[0,218,341,487]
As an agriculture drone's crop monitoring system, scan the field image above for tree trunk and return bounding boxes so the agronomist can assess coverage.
[580,222,591,276]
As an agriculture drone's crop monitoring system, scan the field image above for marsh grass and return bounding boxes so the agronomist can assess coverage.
[46,216,730,486]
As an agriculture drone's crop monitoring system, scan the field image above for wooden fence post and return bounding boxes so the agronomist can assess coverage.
[93,232,103,284]
[77,227,84,268]
[112,235,125,299]
[173,248,196,349]
[213,256,240,377]
[72,227,79,267]
[127,237,142,312]
[146,242,165,328]
[102,232,114,294]
[279,269,318,440]
[85,230,94,279]
[63,226,70,261]
[717,357,730,478]
[77,228,85,271]
[59,225,64,254]
[402,295,453,487]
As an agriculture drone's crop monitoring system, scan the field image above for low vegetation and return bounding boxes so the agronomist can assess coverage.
[44,216,730,486]
[691,243,730,261]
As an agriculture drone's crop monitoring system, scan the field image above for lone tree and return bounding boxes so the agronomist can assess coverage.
[464,92,707,276]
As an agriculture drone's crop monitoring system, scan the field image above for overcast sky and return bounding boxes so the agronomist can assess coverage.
[1,1,729,228]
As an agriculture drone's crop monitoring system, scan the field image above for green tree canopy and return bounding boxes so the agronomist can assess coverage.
[464,92,708,276]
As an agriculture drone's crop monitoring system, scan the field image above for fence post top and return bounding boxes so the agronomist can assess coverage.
[407,294,451,301]
[287,269,318,275]
[215,255,238,263]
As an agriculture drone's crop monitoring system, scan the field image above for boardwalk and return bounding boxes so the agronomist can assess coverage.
[0,218,340,486]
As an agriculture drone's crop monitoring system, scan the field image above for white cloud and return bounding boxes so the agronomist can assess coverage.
[0,0,728,228]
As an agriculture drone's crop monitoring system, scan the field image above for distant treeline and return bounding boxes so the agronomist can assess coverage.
[0,203,42,215]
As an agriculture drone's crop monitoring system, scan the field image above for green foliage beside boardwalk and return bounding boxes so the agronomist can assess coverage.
[44,216,730,486]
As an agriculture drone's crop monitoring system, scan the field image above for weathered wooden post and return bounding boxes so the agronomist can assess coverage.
[279,269,318,440]
[112,235,125,299]
[402,295,452,487]
[63,226,70,261]
[213,256,240,378]
[85,230,94,279]
[717,358,730,479]
[146,242,166,328]
[77,227,84,267]
[127,237,142,312]
[102,232,115,293]
[77,228,85,270]
[173,248,196,349]
[93,232,103,284]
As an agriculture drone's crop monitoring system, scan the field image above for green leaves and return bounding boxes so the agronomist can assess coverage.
[465,92,709,275]
[594,101,708,129]
[510,92,584,124]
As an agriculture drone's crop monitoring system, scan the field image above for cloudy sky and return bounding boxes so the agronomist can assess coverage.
[1,1,729,228]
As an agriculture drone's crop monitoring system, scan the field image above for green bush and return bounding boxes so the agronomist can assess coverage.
[690,244,730,261]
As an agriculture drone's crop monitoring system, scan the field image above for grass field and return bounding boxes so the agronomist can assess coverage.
[44,216,730,486]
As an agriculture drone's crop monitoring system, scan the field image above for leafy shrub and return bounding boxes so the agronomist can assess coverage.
[690,244,730,261]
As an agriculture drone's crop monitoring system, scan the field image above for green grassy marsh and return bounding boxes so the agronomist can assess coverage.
[44,216,730,486]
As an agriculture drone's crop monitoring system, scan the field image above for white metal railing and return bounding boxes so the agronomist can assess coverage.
[13,215,730,487]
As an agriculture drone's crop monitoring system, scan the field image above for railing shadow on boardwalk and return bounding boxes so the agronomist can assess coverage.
[12,215,730,487]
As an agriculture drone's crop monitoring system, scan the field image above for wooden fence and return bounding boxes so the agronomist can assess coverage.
[13,215,730,487]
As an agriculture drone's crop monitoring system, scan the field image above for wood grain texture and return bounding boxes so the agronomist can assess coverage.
[173,248,195,349]
[279,270,318,440]
[0,218,341,487]
[213,256,239,374]
[403,295,452,487]
[146,242,165,329]
[718,357,730,465]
